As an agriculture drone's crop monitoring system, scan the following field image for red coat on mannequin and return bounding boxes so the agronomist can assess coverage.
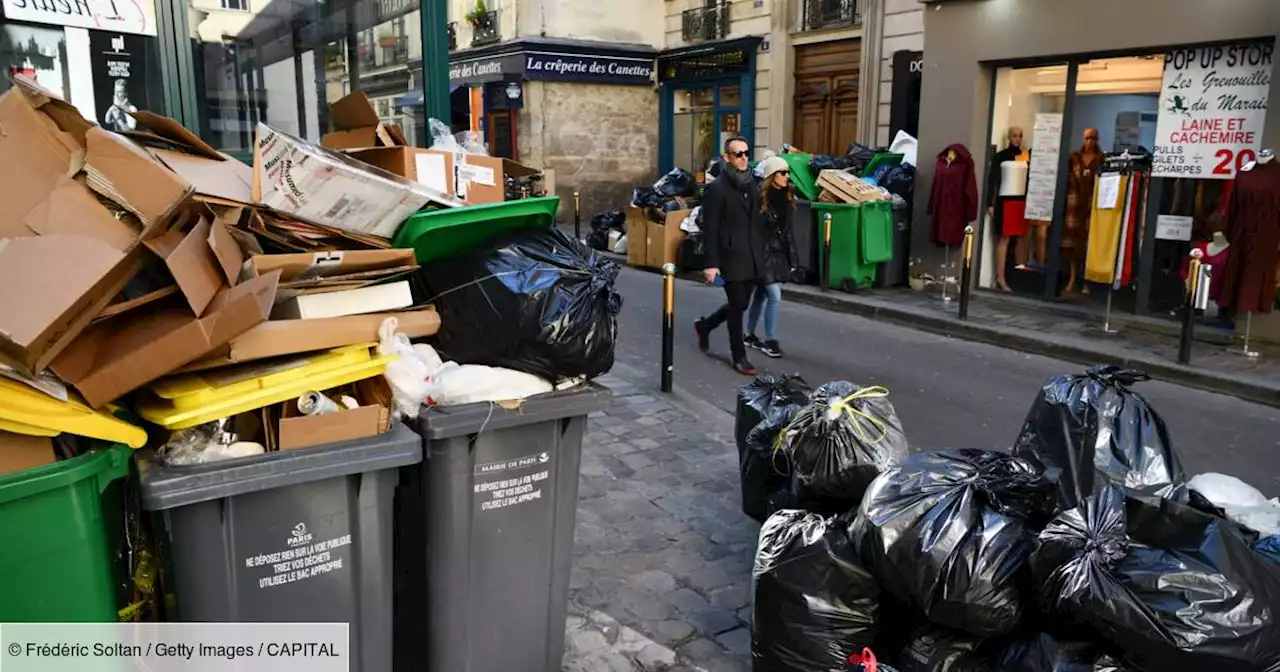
[929,144,979,247]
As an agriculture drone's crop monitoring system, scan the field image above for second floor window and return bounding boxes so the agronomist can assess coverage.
[220,0,249,12]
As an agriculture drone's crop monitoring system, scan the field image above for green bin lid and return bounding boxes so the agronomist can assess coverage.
[393,196,561,264]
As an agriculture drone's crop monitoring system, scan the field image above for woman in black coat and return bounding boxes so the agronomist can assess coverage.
[744,156,798,358]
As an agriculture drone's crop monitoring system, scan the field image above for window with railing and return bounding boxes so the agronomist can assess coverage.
[682,2,729,43]
[470,10,500,46]
[802,0,860,31]
[380,34,409,65]
[447,22,458,51]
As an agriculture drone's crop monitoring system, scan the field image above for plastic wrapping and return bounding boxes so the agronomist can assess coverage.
[653,167,696,198]
[779,381,908,515]
[893,628,986,672]
[1258,535,1280,563]
[155,419,265,466]
[736,375,812,521]
[751,510,880,672]
[412,227,622,382]
[990,632,1133,672]
[1031,485,1280,672]
[1188,472,1280,537]
[1013,366,1188,510]
[852,450,1057,638]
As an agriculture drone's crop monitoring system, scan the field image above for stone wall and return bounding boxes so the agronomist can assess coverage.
[519,80,660,220]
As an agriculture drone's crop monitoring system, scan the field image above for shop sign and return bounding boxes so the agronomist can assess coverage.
[658,48,750,82]
[1153,42,1274,179]
[1024,113,1063,222]
[524,52,653,85]
[1,0,157,36]
[449,55,519,85]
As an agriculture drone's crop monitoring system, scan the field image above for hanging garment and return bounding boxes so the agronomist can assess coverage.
[1063,150,1103,261]
[1118,172,1144,287]
[1219,161,1280,313]
[1084,173,1130,284]
[929,143,978,248]
[1001,198,1029,237]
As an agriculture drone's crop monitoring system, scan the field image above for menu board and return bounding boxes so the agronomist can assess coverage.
[1023,113,1063,222]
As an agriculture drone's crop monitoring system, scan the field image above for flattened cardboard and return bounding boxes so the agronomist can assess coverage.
[249,249,415,283]
[321,90,408,150]
[143,213,222,317]
[625,207,648,267]
[83,127,193,227]
[179,308,440,371]
[151,147,253,205]
[0,431,56,476]
[132,110,222,160]
[50,272,280,408]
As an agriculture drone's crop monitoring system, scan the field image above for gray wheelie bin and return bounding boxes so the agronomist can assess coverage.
[138,423,422,672]
[396,385,611,671]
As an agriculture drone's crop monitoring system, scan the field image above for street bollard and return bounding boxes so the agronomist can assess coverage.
[821,213,833,293]
[661,263,676,393]
[1178,249,1211,365]
[574,190,582,242]
[958,225,975,320]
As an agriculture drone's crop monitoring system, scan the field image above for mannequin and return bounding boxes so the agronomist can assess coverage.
[1063,128,1104,295]
[986,127,1028,291]
[1207,230,1230,257]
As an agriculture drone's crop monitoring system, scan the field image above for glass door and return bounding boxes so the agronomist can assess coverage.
[671,81,743,182]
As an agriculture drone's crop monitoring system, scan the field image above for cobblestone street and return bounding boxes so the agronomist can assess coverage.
[563,362,759,671]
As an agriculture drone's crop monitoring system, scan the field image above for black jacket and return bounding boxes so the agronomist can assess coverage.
[702,171,767,282]
[760,190,799,284]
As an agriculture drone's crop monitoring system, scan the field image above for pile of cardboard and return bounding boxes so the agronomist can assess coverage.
[626,206,689,270]
[0,76,445,473]
[817,169,889,204]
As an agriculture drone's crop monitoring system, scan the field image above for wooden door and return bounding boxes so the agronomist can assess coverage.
[792,39,861,156]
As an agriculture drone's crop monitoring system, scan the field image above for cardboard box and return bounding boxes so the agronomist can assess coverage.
[248,249,416,292]
[50,272,280,408]
[277,378,392,451]
[0,431,56,476]
[345,146,455,196]
[645,210,689,269]
[817,170,888,204]
[459,156,543,204]
[180,308,440,372]
[625,207,648,267]
[0,76,192,375]
[253,123,460,238]
[321,91,408,151]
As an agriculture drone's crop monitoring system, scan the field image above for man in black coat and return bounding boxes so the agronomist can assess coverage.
[694,136,767,375]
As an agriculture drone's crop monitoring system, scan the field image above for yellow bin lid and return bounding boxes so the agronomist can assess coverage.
[137,344,394,430]
[0,377,147,448]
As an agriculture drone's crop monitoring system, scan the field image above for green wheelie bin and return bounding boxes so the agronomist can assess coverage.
[813,201,878,292]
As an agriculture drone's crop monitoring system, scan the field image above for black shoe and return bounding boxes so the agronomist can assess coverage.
[694,319,710,353]
[732,359,757,376]
[760,340,783,359]
[744,333,762,350]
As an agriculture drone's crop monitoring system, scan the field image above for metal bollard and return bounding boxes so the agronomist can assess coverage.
[958,225,975,320]
[661,263,676,393]
[821,213,833,293]
[1178,249,1211,365]
[574,190,582,242]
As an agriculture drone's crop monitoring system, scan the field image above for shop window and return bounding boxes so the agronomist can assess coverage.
[186,0,425,154]
[671,83,743,182]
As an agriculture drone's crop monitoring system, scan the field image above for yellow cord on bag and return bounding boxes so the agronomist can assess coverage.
[769,386,892,474]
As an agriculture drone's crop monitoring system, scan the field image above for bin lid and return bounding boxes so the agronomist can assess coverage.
[413,384,611,440]
[0,443,132,507]
[136,345,393,430]
[779,153,819,202]
[392,196,560,265]
[137,422,421,511]
[0,378,147,448]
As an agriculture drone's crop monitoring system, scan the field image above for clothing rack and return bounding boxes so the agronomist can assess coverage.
[1087,150,1150,334]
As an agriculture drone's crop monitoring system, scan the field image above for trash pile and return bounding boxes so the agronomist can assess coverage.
[0,78,620,622]
[622,168,700,269]
[740,365,1280,672]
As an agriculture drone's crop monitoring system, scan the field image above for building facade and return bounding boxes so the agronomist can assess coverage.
[913,0,1278,341]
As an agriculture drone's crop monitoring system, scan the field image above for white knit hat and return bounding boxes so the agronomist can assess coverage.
[759,155,789,181]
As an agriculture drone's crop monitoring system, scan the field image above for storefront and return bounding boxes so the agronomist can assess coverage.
[915,0,1279,337]
[447,37,658,215]
[656,36,760,181]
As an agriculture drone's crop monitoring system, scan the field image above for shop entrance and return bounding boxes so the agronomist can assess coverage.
[671,82,743,182]
[791,39,861,156]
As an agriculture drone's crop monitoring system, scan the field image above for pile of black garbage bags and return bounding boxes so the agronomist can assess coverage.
[810,142,915,201]
[740,366,1280,672]
[632,167,699,218]
[585,210,626,251]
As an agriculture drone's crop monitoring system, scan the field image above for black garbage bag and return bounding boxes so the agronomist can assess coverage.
[894,627,987,672]
[678,233,707,272]
[411,227,622,381]
[1259,535,1280,563]
[845,143,880,174]
[1013,366,1188,511]
[1031,485,1280,672]
[810,154,853,174]
[658,197,693,214]
[584,229,610,251]
[991,631,1134,672]
[852,450,1058,638]
[778,381,908,514]
[653,167,696,198]
[882,164,916,197]
[752,510,880,671]
[736,375,812,520]
[591,210,627,232]
[631,187,662,208]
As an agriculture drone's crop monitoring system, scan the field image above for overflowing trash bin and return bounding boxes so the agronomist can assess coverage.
[396,386,610,671]
[813,202,878,291]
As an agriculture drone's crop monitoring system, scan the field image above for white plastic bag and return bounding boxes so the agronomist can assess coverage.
[1189,472,1280,537]
[890,129,918,167]
[680,206,701,234]
[422,349,552,406]
[379,317,435,418]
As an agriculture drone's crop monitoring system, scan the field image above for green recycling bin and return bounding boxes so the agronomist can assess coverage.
[779,153,819,202]
[393,196,561,264]
[0,443,131,622]
[813,202,878,292]
[859,200,894,265]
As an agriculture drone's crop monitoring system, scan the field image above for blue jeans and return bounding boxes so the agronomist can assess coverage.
[746,283,782,341]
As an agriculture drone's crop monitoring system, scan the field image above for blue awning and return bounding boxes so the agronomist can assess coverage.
[396,84,465,108]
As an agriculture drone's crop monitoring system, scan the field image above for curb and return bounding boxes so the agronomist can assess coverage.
[780,287,1280,409]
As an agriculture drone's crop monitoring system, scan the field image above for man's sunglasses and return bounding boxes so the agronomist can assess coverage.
[728,150,750,158]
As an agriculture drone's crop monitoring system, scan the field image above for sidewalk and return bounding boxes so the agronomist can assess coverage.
[563,361,757,672]
[780,284,1280,407]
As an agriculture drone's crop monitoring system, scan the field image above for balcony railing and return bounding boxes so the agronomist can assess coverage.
[447,22,457,51]
[803,0,860,30]
[470,10,500,47]
[682,3,729,43]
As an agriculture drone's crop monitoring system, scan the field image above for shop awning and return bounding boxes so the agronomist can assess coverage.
[396,85,463,108]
